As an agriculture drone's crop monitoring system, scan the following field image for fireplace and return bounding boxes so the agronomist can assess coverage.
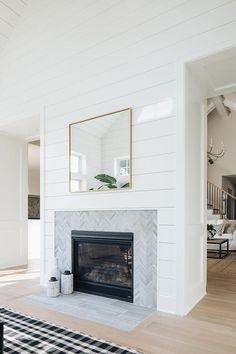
[72,230,133,302]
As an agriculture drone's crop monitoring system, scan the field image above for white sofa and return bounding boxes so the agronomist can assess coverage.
[207,219,236,251]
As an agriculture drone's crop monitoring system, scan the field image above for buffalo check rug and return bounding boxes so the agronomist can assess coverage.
[0,308,142,354]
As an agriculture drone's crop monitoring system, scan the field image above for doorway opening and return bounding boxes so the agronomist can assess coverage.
[207,93,236,277]
[28,140,40,266]
[183,45,236,314]
[0,115,40,271]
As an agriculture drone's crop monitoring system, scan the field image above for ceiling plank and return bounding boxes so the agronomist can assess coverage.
[212,96,230,119]
[0,0,28,56]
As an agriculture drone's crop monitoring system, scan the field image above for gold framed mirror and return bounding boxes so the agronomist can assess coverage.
[69,108,132,192]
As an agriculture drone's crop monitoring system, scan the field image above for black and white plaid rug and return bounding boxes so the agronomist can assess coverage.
[0,308,142,353]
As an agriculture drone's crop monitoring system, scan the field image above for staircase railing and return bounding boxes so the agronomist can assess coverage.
[207,181,236,219]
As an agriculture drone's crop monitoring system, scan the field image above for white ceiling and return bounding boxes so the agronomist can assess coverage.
[0,0,28,55]
[0,114,40,140]
[224,93,236,112]
[189,47,236,98]
[207,92,236,119]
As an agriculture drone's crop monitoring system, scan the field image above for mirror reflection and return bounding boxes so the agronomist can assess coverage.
[69,108,132,192]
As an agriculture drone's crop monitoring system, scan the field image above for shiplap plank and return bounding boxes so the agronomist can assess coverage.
[45,65,176,118]
[45,235,54,249]
[0,3,19,26]
[158,208,176,225]
[44,210,55,223]
[3,0,27,15]
[45,97,177,134]
[159,225,177,243]
[0,0,27,57]
[0,0,230,98]
[19,61,176,109]
[45,222,54,235]
[159,260,177,279]
[133,116,176,141]
[45,171,176,196]
[45,169,68,184]
[5,0,148,62]
[133,172,176,191]
[45,155,67,171]
[45,248,54,263]
[159,243,177,261]
[0,0,183,81]
[0,18,13,38]
[133,154,176,175]
[45,129,67,146]
[45,189,176,210]
[159,278,176,297]
[133,135,176,158]
[1,0,227,84]
[0,78,177,124]
[45,141,68,158]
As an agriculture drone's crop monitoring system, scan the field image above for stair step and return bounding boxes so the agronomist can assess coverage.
[213,208,220,212]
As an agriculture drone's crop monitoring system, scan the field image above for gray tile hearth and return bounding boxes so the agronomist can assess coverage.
[22,292,154,331]
[55,210,158,308]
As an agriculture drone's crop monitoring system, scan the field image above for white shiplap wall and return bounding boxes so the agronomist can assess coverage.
[0,0,236,314]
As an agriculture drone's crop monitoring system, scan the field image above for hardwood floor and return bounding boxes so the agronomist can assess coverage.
[1,259,236,354]
[207,252,236,275]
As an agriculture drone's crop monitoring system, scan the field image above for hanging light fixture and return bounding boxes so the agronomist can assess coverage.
[208,138,225,165]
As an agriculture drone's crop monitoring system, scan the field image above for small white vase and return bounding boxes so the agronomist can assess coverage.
[47,278,60,297]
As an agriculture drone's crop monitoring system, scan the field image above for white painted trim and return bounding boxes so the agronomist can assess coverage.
[26,135,40,143]
[40,106,46,285]
[175,60,186,315]
[51,207,159,212]
[179,41,236,68]
[203,99,208,298]
[177,42,236,315]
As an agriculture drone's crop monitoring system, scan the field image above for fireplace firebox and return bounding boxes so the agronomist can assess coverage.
[72,230,133,302]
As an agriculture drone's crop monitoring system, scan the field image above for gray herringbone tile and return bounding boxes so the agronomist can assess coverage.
[55,210,157,308]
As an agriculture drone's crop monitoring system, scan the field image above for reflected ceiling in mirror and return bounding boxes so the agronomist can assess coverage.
[69,108,132,192]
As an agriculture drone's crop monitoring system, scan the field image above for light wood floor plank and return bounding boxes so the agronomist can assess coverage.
[0,257,236,354]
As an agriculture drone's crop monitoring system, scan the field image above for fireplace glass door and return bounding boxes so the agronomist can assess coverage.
[72,231,133,302]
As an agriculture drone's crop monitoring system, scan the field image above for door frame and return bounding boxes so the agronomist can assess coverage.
[40,106,46,285]
[176,42,236,315]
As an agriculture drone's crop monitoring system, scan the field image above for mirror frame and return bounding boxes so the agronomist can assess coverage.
[69,108,132,193]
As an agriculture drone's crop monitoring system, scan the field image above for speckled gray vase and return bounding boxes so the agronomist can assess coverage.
[61,273,73,295]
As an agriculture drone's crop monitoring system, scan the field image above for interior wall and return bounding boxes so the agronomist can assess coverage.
[0,134,28,268]
[28,169,40,195]
[184,66,206,314]
[28,142,40,261]
[0,0,235,314]
[28,143,40,195]
[208,110,236,187]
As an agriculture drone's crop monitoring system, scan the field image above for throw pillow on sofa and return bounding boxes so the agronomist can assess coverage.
[214,223,224,236]
[223,220,236,234]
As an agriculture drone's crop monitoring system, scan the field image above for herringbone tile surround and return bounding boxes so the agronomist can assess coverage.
[55,210,157,308]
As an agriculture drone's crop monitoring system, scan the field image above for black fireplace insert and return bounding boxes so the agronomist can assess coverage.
[72,230,133,302]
